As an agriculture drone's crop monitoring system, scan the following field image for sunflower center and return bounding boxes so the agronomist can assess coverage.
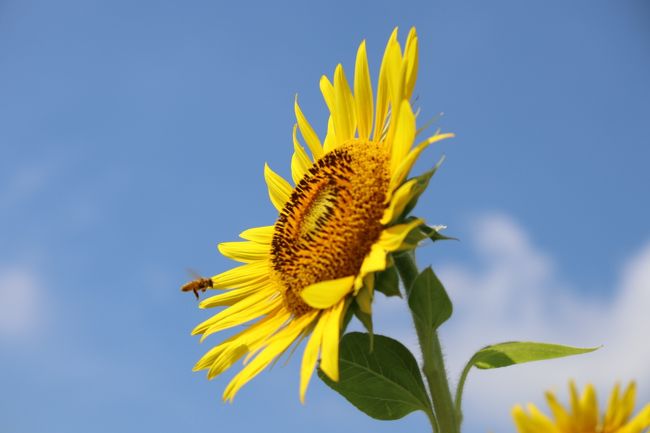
[271,141,391,316]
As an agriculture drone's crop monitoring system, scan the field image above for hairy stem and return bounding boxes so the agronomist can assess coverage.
[394,251,458,433]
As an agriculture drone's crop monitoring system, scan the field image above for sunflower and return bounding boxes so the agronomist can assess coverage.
[513,381,650,433]
[190,27,453,403]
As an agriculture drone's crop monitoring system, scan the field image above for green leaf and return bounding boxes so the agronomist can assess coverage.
[318,332,432,421]
[408,267,452,330]
[454,341,599,421]
[470,341,599,369]
[400,156,445,219]
[374,266,401,298]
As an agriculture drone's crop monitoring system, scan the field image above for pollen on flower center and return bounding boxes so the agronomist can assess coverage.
[271,140,391,316]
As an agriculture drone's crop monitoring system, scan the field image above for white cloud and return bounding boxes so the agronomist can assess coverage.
[373,213,650,432]
[0,267,42,339]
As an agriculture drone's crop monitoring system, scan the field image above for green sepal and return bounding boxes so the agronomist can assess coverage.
[340,298,355,334]
[319,332,433,421]
[401,220,457,249]
[352,302,374,351]
[408,266,453,331]
[399,156,446,220]
[419,223,458,242]
[374,265,401,298]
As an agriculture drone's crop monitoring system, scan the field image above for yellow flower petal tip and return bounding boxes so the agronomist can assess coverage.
[513,381,650,433]
[187,27,452,402]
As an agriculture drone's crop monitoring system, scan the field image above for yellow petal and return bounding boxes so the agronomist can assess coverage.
[385,37,404,107]
[240,310,293,357]
[579,384,598,431]
[239,226,274,244]
[291,124,313,184]
[390,100,416,177]
[373,28,398,141]
[620,404,650,433]
[301,275,355,309]
[223,312,316,402]
[390,132,454,191]
[403,27,419,100]
[199,280,273,308]
[377,218,423,252]
[192,290,279,336]
[194,339,241,372]
[620,382,638,424]
[384,37,405,145]
[358,243,388,279]
[381,178,418,225]
[207,344,248,379]
[354,40,373,141]
[294,96,323,160]
[545,390,571,431]
[223,336,292,402]
[211,261,270,289]
[198,300,282,342]
[333,64,355,142]
[319,300,345,381]
[194,311,291,372]
[512,403,560,433]
[195,341,233,372]
[527,404,559,432]
[512,405,535,433]
[605,382,622,429]
[356,274,374,315]
[568,381,583,427]
[243,312,313,364]
[320,75,335,113]
[299,314,326,403]
[417,132,456,149]
[218,241,269,263]
[264,163,293,212]
[322,115,337,153]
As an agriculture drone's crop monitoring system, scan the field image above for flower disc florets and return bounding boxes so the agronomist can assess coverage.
[271,141,390,316]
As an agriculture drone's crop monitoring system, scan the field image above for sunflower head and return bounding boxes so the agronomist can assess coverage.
[190,27,453,403]
[512,381,650,433]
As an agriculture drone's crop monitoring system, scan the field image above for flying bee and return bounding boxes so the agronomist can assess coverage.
[181,276,213,300]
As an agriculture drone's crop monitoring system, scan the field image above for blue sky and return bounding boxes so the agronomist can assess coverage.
[1,1,649,432]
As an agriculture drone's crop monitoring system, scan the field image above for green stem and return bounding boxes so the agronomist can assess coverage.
[394,251,459,433]
[426,408,439,433]
[453,357,475,427]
